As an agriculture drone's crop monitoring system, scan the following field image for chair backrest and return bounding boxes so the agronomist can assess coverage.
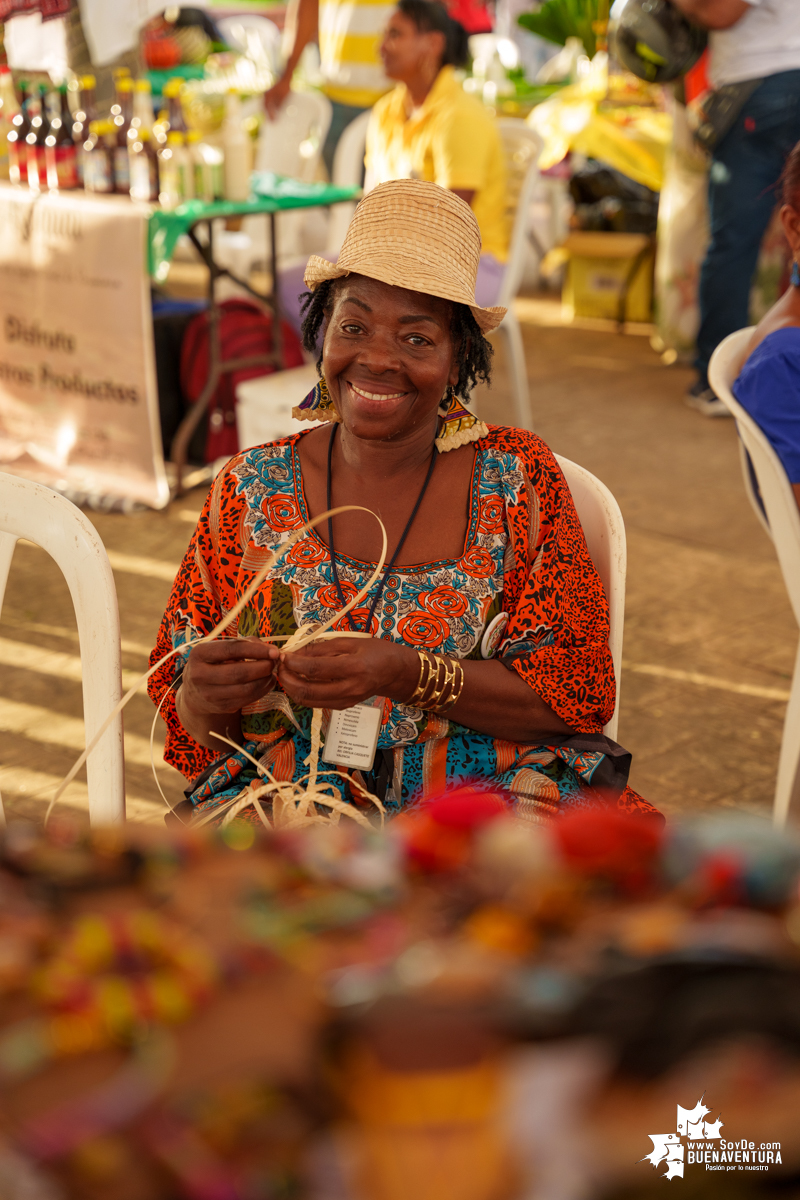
[216,14,282,74]
[495,118,542,308]
[710,328,800,627]
[325,108,371,256]
[0,473,125,824]
[709,327,774,538]
[254,89,333,181]
[555,454,627,742]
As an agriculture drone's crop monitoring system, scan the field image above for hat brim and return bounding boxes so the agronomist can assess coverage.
[303,255,506,334]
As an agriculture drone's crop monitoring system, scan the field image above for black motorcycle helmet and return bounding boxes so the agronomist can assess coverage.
[611,0,707,83]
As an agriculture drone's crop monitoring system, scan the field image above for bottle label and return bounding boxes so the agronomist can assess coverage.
[83,149,112,193]
[114,145,130,192]
[53,145,78,189]
[26,144,42,190]
[130,153,155,202]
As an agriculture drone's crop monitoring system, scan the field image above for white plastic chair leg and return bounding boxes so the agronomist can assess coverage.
[0,477,125,825]
[774,640,800,827]
[495,311,533,430]
[0,532,17,609]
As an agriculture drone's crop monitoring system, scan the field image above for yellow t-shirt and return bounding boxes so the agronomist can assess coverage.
[318,0,393,108]
[365,66,508,262]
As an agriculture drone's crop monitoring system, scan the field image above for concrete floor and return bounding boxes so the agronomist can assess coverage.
[1,294,794,825]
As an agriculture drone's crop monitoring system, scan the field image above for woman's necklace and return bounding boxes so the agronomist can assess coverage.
[326,422,438,634]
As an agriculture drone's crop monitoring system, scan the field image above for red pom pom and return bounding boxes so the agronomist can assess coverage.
[395,787,508,873]
[424,789,508,830]
[552,808,664,895]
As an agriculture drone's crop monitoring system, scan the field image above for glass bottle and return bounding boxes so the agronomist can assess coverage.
[26,83,50,192]
[82,119,113,194]
[131,78,154,136]
[112,76,133,193]
[45,84,78,190]
[186,129,204,201]
[192,136,224,203]
[129,127,159,202]
[0,67,21,182]
[222,90,249,202]
[165,77,187,134]
[10,80,32,186]
[72,73,95,142]
[158,130,183,209]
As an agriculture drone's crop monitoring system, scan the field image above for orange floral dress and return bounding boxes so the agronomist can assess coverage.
[149,426,660,824]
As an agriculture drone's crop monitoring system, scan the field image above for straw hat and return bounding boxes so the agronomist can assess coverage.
[303,179,506,334]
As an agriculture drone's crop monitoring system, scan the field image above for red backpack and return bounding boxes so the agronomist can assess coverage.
[180,298,305,462]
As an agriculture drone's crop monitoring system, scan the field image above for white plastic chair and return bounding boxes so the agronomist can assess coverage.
[249,90,334,265]
[327,108,371,256]
[556,455,626,742]
[0,473,125,825]
[493,118,541,432]
[216,14,282,76]
[709,327,800,826]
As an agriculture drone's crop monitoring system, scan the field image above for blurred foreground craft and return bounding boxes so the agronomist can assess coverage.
[0,798,798,1198]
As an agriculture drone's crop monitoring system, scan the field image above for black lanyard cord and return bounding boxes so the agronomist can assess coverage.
[326,421,438,634]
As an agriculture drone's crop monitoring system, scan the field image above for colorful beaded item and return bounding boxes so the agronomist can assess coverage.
[435,387,489,453]
[0,911,220,1080]
[292,375,340,423]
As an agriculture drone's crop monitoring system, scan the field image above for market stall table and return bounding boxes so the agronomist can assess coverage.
[0,178,359,507]
[148,172,361,491]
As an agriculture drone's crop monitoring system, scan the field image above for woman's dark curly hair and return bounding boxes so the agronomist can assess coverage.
[299,278,493,400]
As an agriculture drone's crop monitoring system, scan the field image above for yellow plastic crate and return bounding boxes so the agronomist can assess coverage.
[562,231,655,323]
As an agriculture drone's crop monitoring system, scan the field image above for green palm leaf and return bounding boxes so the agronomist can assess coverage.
[518,0,601,59]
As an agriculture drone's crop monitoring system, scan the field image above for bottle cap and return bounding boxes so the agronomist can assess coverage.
[117,77,133,93]
[81,74,96,89]
[135,79,152,92]
[167,130,183,145]
[136,127,151,142]
[186,129,200,143]
[163,78,185,97]
[113,67,131,78]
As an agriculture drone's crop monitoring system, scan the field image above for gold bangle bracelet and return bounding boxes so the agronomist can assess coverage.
[408,652,465,712]
[424,656,452,709]
[436,660,464,713]
[407,648,435,706]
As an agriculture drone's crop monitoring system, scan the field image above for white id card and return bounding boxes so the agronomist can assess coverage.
[322,703,382,771]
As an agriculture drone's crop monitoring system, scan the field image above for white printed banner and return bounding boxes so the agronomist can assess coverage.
[0,186,169,509]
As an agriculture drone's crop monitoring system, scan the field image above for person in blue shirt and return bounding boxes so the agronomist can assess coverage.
[734,139,800,506]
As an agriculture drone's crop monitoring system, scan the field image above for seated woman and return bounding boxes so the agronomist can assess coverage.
[150,180,658,825]
[367,0,508,307]
[734,140,800,506]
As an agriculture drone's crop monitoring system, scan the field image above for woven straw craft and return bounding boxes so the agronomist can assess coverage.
[304,180,507,333]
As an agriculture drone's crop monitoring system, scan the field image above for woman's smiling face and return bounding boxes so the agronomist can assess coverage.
[322,275,458,442]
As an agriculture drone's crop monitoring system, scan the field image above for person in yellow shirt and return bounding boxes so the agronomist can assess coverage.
[264,0,394,174]
[366,0,508,305]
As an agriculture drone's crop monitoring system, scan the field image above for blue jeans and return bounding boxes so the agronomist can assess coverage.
[322,99,369,178]
[697,70,800,387]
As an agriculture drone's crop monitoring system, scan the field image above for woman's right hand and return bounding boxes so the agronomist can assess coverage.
[177,639,280,749]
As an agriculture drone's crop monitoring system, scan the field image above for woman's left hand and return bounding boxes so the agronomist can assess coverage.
[278,637,418,709]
